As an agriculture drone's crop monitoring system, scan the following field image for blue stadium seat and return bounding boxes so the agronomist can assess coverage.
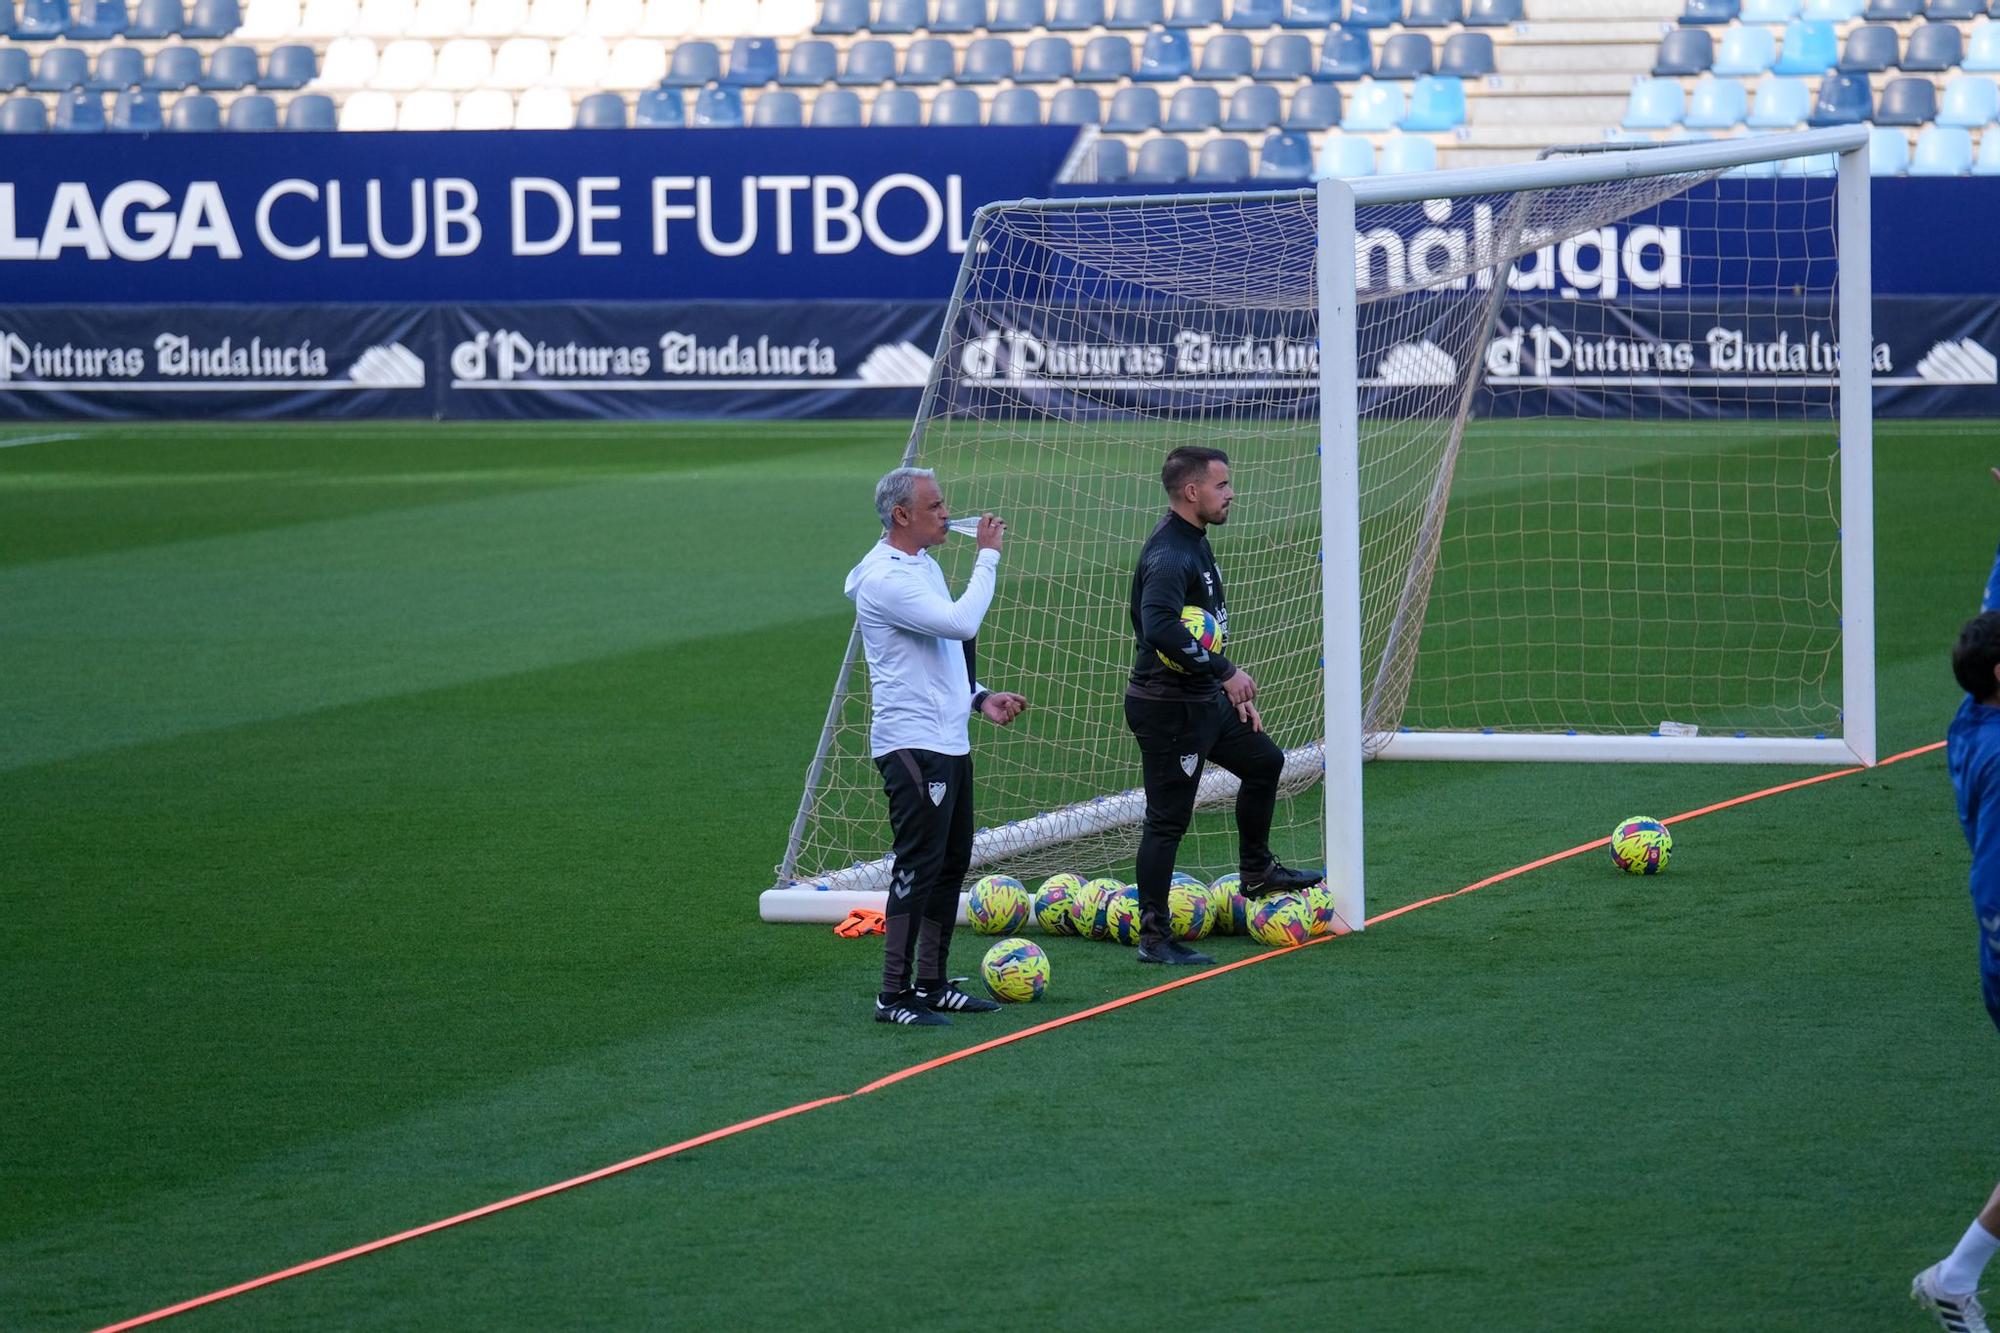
[1712,26,1775,75]
[1876,76,1937,123]
[1281,81,1337,126]
[1902,22,1963,72]
[869,87,921,124]
[1,94,50,130]
[1197,33,1254,77]
[928,86,981,122]
[1926,0,1984,17]
[1079,34,1134,80]
[1682,73,1748,125]
[70,0,129,39]
[1050,0,1104,25]
[1316,131,1375,175]
[1136,26,1192,79]
[262,44,315,88]
[226,91,277,128]
[724,37,778,86]
[1226,0,1281,22]
[1869,124,1910,171]
[1400,72,1463,126]
[933,0,987,27]
[1740,0,1796,16]
[181,0,236,37]
[1105,83,1160,127]
[1195,136,1253,181]
[813,0,867,32]
[1838,24,1897,72]
[17,0,72,39]
[1255,129,1312,178]
[1379,131,1437,172]
[125,0,181,34]
[574,90,626,126]
[780,40,836,85]
[1653,28,1714,75]
[1808,69,1871,122]
[1094,138,1130,183]
[202,44,257,89]
[751,88,802,124]
[0,50,30,89]
[1440,32,1495,76]
[1132,136,1190,181]
[1048,85,1101,121]
[1465,0,1519,21]
[166,91,218,129]
[1019,35,1074,81]
[284,92,335,129]
[1746,73,1809,124]
[837,40,894,85]
[0,4,18,35]
[693,82,743,126]
[1169,0,1222,22]
[1345,0,1397,23]
[1621,75,1685,127]
[989,86,1042,122]
[1318,26,1371,78]
[1939,74,2000,125]
[1976,126,2000,173]
[992,0,1047,28]
[899,37,954,82]
[110,85,162,128]
[1226,80,1283,126]
[810,87,862,124]
[1911,123,1973,172]
[1771,18,1836,74]
[1862,0,1918,18]
[1375,32,1433,77]
[55,87,106,129]
[1108,0,1165,24]
[1283,0,1337,22]
[664,41,721,87]
[1679,0,1738,21]
[1802,0,1861,14]
[961,36,1016,81]
[1404,0,1459,23]
[634,85,684,125]
[31,47,89,91]
[1343,77,1405,126]
[1165,84,1220,127]
[1256,31,1312,78]
[1970,21,2000,72]
[873,0,927,30]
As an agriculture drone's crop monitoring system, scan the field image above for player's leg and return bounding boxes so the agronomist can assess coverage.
[1204,699,1319,894]
[913,753,998,1013]
[1912,972,2000,1330]
[871,749,953,1026]
[1124,696,1217,961]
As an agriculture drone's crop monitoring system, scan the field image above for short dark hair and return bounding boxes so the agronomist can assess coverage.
[1162,446,1228,497]
[1956,611,2000,700]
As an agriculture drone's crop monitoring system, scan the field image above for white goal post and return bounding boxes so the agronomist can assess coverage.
[763,125,1875,929]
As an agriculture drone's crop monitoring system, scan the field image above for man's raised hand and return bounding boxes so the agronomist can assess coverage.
[980,692,1027,725]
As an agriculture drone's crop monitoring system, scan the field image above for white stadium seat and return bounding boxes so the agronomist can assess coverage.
[236,0,300,39]
[604,36,665,88]
[467,0,528,37]
[513,84,572,127]
[489,36,552,88]
[317,36,381,88]
[356,0,415,36]
[337,89,398,129]
[583,0,641,36]
[454,86,513,126]
[296,0,360,37]
[431,38,494,89]
[690,0,736,34]
[754,0,815,34]
[636,0,696,37]
[371,37,435,89]
[524,0,584,36]
[406,0,470,34]
[396,88,455,128]
[551,33,608,86]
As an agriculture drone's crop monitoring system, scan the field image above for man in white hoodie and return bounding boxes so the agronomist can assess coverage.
[846,466,1028,1027]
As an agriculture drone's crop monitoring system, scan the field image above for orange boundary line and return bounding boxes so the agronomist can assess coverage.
[94,738,1946,1332]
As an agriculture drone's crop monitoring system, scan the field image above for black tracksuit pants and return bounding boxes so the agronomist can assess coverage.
[874,747,974,997]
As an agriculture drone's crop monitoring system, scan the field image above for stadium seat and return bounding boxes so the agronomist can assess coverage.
[1108,0,1165,24]
[635,83,684,123]
[147,45,205,89]
[283,91,336,127]
[932,0,988,28]
[201,44,258,88]
[1343,77,1405,127]
[448,86,506,125]
[779,40,837,85]
[1256,31,1312,78]
[1226,0,1280,22]
[869,86,920,123]
[313,38,373,86]
[1049,85,1101,122]
[1401,72,1463,127]
[31,47,89,91]
[693,81,741,125]
[1318,26,1371,78]
[992,0,1047,27]
[1862,0,1918,17]
[1281,81,1337,127]
[1404,0,1458,23]
[1346,0,1396,23]
[927,85,981,122]
[873,0,925,29]
[397,87,454,126]
[1740,0,1796,15]
[1808,69,1871,123]
[1464,0,1518,21]
[297,0,358,37]
[431,38,492,88]
[580,0,638,35]
[355,0,411,33]
[1052,0,1103,24]
[55,87,107,129]
[1968,20,2000,72]
[1132,136,1190,181]
[722,36,776,85]
[751,87,801,123]
[493,37,554,88]
[70,0,129,39]
[990,87,1042,122]
[663,39,720,86]
[605,37,665,88]
[812,0,865,31]
[375,38,435,87]
[110,85,162,127]
[1226,80,1283,127]
[1927,0,1984,17]
[1196,32,1254,78]
[17,0,72,38]
[960,36,1017,82]
[1746,73,1810,124]
[1093,137,1130,183]
[1712,26,1775,76]
[1621,75,1685,127]
[1653,28,1714,76]
[1283,0,1337,23]
[635,0,693,32]
[183,0,238,33]
[1868,123,1909,171]
[1169,0,1221,22]
[168,90,221,128]
[1975,126,2000,173]
[1136,26,1192,79]
[1838,24,1897,72]
[1801,0,1859,12]
[515,85,573,127]
[0,50,28,91]
[1911,123,1973,172]
[896,38,951,84]
[1682,73,1748,125]
[1902,22,1964,72]
[1,94,50,130]
[1680,0,1738,21]
[1772,18,1836,75]
[260,44,315,88]
[1375,32,1433,78]
[1379,131,1437,172]
[1194,136,1252,181]
[1876,76,1938,123]
[1020,35,1075,82]
[1165,84,1221,128]
[1255,128,1312,178]
[1939,74,2000,125]
[1316,131,1374,175]
[229,90,279,127]
[1079,34,1135,80]
[836,38,893,85]
[1105,83,1161,127]
[1440,32,1495,77]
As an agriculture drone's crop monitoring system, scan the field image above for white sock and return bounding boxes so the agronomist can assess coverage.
[1939,1219,2000,1294]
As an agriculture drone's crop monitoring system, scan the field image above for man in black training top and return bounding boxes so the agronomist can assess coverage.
[1125,445,1319,966]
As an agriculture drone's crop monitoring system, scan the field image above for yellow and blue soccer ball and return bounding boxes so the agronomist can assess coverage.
[1209,873,1247,936]
[1609,816,1672,875]
[1247,893,1314,947]
[1103,885,1142,945]
[1035,872,1085,935]
[1170,870,1205,889]
[1168,883,1212,940]
[967,874,1031,933]
[1076,877,1121,940]
[1156,605,1223,673]
[981,938,1049,1002]
[1304,880,1340,937]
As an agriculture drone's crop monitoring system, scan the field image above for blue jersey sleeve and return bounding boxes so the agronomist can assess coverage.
[1949,698,2000,977]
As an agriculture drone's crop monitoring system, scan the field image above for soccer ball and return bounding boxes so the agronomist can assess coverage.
[1170,870,1206,889]
[1168,883,1212,940]
[1208,873,1246,936]
[1304,880,1338,936]
[981,938,1049,1002]
[1103,885,1143,945]
[1076,877,1122,940]
[1609,816,1672,875]
[966,874,1031,934]
[1034,873,1085,935]
[1155,605,1223,673]
[1246,893,1313,947]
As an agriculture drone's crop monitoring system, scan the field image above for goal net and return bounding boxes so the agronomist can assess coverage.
[765,127,1874,927]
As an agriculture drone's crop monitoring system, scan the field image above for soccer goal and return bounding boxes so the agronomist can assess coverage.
[763,125,1875,930]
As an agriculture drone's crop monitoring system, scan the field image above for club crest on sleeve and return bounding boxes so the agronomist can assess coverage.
[928,781,947,806]
[1180,754,1198,776]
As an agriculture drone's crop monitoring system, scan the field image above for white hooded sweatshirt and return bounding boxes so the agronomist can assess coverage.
[844,540,1000,758]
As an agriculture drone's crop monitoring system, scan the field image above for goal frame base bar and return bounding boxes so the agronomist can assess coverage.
[1373,732,1870,765]
[760,887,974,926]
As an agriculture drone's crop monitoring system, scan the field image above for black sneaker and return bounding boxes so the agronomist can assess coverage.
[916,978,1001,1013]
[1136,939,1214,966]
[1241,861,1321,897]
[874,991,951,1026]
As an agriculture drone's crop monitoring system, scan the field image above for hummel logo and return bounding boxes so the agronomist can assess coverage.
[928,782,947,806]
[1180,754,1199,776]
[891,867,914,900]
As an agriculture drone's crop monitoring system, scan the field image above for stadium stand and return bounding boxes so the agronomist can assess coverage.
[1130,133,1188,179]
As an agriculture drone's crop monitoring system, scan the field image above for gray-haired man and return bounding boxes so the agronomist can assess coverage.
[845,467,1028,1026]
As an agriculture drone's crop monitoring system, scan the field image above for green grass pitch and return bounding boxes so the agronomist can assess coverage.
[1,418,1995,1330]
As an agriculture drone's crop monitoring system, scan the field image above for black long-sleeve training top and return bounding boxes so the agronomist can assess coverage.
[1126,511,1237,702]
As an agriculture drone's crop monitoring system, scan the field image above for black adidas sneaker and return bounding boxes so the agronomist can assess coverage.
[915,978,1001,1014]
[874,991,951,1026]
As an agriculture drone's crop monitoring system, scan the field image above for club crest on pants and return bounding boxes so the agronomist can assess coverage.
[1180,754,1198,776]
[928,781,947,806]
